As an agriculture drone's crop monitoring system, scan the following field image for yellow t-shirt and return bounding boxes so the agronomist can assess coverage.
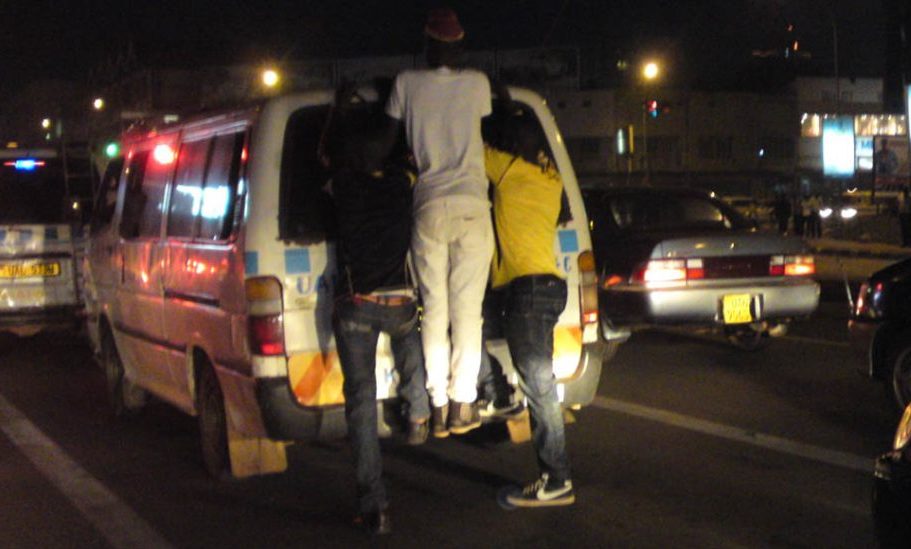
[485,146,565,288]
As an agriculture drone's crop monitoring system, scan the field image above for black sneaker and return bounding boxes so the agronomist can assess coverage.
[406,419,429,446]
[354,509,392,535]
[448,401,481,434]
[432,404,449,438]
[505,473,575,507]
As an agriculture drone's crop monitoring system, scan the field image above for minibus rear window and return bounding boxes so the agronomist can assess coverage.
[279,106,335,242]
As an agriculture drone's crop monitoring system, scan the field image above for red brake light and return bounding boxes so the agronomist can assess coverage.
[770,255,814,276]
[634,258,704,287]
[578,251,598,326]
[246,276,284,356]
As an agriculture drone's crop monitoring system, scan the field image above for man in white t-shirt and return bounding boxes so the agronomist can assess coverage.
[384,7,493,437]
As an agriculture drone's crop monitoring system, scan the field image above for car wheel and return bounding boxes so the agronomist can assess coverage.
[725,326,768,352]
[198,363,231,480]
[101,330,145,417]
[889,343,911,410]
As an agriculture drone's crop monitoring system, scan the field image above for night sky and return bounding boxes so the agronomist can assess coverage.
[0,0,892,100]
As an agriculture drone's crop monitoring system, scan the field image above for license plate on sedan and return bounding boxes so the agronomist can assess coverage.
[0,261,60,279]
[722,294,753,324]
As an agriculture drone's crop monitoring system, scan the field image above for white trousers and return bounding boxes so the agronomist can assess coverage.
[412,201,494,407]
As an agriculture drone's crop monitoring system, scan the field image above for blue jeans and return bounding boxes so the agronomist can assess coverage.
[482,275,571,482]
[333,296,430,513]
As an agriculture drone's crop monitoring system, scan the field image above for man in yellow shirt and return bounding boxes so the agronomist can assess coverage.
[482,112,574,507]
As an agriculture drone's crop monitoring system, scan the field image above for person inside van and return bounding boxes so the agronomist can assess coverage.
[325,83,431,536]
[380,7,495,438]
[479,105,575,507]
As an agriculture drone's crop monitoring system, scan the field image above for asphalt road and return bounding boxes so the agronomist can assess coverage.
[0,297,898,548]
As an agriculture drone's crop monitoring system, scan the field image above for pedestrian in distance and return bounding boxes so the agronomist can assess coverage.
[773,192,791,234]
[324,82,431,536]
[899,185,911,247]
[481,101,576,508]
[380,7,495,438]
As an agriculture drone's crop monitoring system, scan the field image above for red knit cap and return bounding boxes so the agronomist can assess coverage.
[424,7,465,42]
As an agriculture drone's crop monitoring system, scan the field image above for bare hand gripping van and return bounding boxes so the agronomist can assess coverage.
[84,88,607,479]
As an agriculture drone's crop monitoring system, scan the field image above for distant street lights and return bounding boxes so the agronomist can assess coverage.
[92,97,105,111]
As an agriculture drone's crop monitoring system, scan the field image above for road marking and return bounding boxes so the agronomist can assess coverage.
[781,335,850,348]
[0,394,173,549]
[591,396,872,472]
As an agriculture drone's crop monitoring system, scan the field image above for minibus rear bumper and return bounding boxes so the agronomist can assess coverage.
[255,378,347,440]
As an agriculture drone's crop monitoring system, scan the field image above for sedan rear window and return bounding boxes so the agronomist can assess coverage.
[608,194,748,231]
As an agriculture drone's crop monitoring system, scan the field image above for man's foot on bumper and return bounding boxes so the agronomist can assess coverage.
[432,404,449,438]
[505,473,575,508]
[479,398,524,420]
[448,401,481,434]
[354,509,392,535]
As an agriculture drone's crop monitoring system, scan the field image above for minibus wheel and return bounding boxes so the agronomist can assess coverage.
[101,330,145,416]
[198,364,231,480]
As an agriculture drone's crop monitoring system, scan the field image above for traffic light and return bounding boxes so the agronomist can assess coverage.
[647,99,659,118]
[644,99,671,118]
[104,141,120,158]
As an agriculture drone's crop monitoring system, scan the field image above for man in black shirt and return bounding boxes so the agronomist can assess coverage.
[326,84,430,536]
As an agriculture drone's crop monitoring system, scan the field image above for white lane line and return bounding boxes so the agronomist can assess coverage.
[590,396,872,472]
[781,335,850,348]
[0,394,173,549]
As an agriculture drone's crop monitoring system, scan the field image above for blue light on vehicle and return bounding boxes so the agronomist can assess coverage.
[3,159,46,171]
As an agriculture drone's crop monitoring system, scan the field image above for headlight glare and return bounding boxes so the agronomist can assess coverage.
[894,405,911,450]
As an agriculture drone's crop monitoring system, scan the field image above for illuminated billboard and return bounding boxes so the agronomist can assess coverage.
[822,116,855,177]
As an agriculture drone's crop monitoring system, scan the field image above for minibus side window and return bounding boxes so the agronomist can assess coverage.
[134,150,173,238]
[91,157,123,233]
[279,106,335,242]
[198,132,243,241]
[168,139,212,239]
[119,151,149,239]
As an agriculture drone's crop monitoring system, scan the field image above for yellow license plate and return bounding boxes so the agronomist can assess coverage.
[722,294,753,324]
[0,262,61,278]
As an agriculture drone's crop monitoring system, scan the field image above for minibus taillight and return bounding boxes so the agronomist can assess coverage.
[246,276,285,356]
[578,251,599,326]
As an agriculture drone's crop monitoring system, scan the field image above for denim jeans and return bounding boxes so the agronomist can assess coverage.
[496,275,571,482]
[333,296,430,513]
[478,289,512,405]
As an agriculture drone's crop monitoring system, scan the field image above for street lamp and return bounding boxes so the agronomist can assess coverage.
[640,60,661,183]
[41,118,51,130]
[642,61,660,81]
[92,97,105,111]
[261,69,280,89]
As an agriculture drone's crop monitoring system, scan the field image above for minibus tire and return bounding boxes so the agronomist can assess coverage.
[198,364,231,480]
[101,330,129,417]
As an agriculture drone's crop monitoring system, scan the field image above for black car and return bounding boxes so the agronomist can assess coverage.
[848,257,911,408]
[873,404,911,547]
[583,187,819,351]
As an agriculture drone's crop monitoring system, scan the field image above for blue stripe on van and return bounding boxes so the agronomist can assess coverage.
[284,249,311,274]
[558,230,579,253]
[244,252,259,275]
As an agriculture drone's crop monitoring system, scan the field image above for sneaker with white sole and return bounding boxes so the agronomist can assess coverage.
[505,473,575,507]
[479,398,524,420]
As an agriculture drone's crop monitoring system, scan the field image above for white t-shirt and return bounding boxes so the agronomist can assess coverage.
[386,67,492,214]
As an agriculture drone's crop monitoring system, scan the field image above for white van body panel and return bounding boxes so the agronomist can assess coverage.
[86,87,603,448]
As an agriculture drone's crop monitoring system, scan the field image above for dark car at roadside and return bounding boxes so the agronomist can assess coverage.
[873,404,911,547]
[848,257,911,409]
[583,187,820,352]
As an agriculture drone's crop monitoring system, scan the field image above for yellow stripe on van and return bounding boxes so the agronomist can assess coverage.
[553,326,583,381]
[288,352,345,406]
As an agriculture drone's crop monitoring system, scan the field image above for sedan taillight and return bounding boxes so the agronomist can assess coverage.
[769,255,815,277]
[632,258,705,287]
